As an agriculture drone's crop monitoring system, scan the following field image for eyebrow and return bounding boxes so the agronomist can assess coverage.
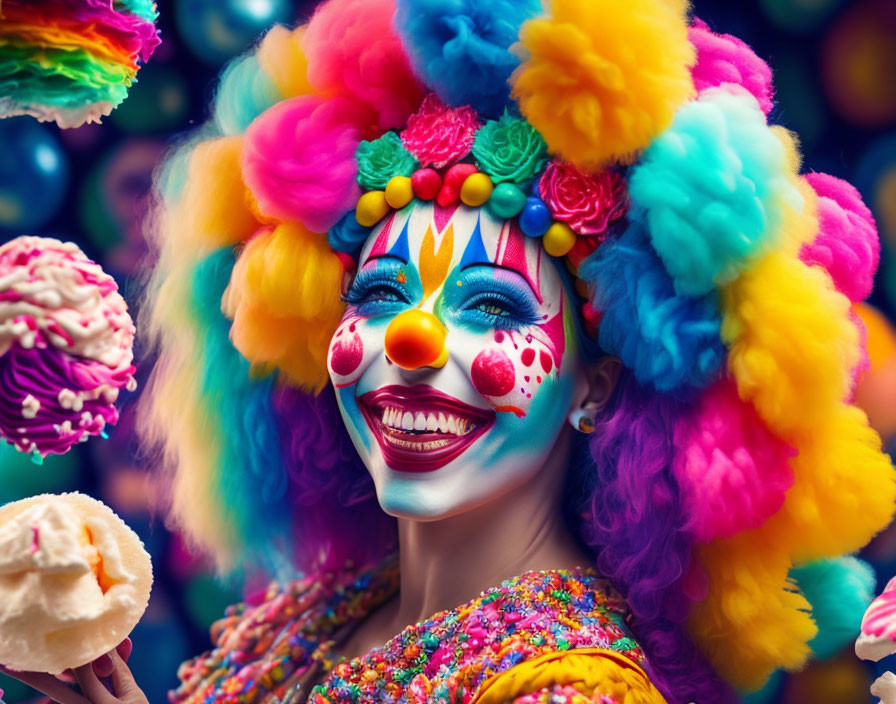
[459,261,541,301]
[361,253,407,269]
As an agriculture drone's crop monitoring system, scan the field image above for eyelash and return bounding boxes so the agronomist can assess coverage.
[342,269,410,310]
[460,290,539,330]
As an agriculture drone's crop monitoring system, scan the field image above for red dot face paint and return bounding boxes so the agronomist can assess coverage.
[520,348,535,366]
[330,332,364,377]
[540,350,553,374]
[471,349,516,397]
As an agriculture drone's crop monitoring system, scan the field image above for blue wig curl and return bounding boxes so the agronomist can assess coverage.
[213,54,282,136]
[394,0,542,117]
[629,90,801,297]
[580,214,726,393]
[790,557,876,661]
[190,249,292,576]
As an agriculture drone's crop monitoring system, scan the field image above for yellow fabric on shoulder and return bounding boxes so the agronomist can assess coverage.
[473,648,668,704]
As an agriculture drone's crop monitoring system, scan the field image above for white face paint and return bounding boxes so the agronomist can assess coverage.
[327,201,584,520]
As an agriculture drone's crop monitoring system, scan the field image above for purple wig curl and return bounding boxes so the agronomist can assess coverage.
[571,370,736,704]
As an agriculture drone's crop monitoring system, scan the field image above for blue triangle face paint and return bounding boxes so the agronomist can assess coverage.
[460,215,489,271]
[387,216,411,263]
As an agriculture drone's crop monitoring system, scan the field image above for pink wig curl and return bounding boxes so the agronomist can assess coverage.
[242,96,373,233]
[673,379,796,543]
[303,0,425,130]
[801,172,879,303]
[689,18,774,117]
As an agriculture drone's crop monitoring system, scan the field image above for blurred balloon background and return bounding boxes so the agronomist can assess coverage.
[0,1,894,702]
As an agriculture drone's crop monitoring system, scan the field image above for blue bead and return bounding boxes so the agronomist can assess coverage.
[519,198,551,238]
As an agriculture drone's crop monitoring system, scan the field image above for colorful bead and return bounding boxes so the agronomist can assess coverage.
[438,163,478,207]
[543,222,577,257]
[411,168,442,201]
[460,172,494,207]
[172,562,645,704]
[385,176,414,209]
[356,191,391,227]
[519,197,552,238]
[486,182,527,219]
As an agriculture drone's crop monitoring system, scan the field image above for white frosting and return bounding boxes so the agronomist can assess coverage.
[0,499,137,628]
[0,237,135,373]
[21,394,39,419]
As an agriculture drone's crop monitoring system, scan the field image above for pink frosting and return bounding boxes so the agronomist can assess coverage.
[538,162,628,237]
[800,171,879,303]
[400,94,480,169]
[303,0,425,130]
[672,379,796,543]
[689,18,774,117]
[242,96,371,234]
[862,576,896,638]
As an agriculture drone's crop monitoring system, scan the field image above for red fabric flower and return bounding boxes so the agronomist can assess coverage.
[400,94,480,168]
[539,162,629,236]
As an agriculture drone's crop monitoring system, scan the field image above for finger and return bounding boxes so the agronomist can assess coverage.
[107,650,140,699]
[92,654,114,679]
[0,669,91,704]
[73,664,117,704]
[115,638,132,663]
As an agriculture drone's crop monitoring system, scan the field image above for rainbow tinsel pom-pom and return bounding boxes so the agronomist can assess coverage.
[0,0,161,128]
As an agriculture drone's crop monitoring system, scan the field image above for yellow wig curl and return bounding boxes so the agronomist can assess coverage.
[512,0,695,170]
[223,222,347,392]
[257,25,313,100]
[691,533,815,689]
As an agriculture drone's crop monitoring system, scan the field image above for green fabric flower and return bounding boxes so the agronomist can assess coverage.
[472,112,548,185]
[356,132,418,190]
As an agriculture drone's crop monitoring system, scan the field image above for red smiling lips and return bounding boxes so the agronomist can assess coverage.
[358,385,496,473]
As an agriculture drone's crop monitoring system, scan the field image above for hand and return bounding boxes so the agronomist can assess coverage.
[0,639,149,704]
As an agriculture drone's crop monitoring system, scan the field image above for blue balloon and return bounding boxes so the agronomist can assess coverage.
[175,0,292,66]
[0,117,69,233]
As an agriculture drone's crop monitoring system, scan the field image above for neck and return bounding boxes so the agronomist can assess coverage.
[392,427,591,627]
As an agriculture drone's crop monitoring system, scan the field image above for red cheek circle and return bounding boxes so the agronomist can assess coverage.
[520,348,535,366]
[330,333,364,376]
[471,349,516,398]
[540,350,553,374]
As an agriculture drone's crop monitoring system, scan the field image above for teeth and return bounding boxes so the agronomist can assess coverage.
[414,412,427,431]
[378,406,477,437]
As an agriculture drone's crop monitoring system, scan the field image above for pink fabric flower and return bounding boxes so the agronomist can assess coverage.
[242,96,373,233]
[400,94,480,168]
[539,162,628,236]
[689,18,774,116]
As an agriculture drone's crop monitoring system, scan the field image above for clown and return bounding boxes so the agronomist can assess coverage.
[3,1,894,703]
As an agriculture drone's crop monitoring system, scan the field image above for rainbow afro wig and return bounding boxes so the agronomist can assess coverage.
[140,1,895,702]
[0,0,160,127]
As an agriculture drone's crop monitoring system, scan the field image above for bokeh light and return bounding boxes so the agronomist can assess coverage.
[0,118,69,233]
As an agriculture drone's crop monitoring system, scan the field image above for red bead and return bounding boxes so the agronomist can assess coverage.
[411,168,441,201]
[437,163,478,207]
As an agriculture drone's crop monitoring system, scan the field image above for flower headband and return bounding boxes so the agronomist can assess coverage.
[340,94,628,272]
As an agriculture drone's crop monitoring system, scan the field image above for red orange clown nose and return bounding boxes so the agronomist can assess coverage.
[385,310,448,370]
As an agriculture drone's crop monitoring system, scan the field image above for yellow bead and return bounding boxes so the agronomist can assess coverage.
[356,191,391,227]
[385,176,414,209]
[460,172,494,207]
[543,222,576,257]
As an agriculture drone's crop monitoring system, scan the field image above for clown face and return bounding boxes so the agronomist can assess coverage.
[328,202,585,520]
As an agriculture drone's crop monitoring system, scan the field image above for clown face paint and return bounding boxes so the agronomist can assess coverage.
[328,202,584,520]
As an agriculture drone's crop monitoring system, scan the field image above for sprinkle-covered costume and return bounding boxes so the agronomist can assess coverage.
[171,561,663,704]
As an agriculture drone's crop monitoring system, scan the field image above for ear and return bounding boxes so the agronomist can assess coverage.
[569,355,622,415]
